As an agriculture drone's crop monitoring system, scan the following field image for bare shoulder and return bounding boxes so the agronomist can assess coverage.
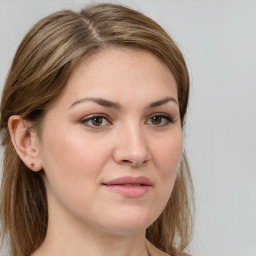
[146,240,192,256]
[178,253,192,256]
[146,240,169,256]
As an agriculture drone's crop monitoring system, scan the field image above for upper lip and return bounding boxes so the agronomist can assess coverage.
[103,176,152,186]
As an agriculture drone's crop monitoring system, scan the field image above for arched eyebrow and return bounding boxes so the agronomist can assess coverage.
[147,97,178,108]
[68,96,178,110]
[69,97,121,109]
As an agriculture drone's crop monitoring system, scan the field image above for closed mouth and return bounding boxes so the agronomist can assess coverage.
[103,176,152,198]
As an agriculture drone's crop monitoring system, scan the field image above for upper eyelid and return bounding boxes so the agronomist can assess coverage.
[80,113,174,127]
[81,112,173,120]
[146,114,173,125]
[80,113,111,122]
[146,112,174,121]
[81,113,111,121]
[80,115,111,129]
[147,112,171,118]
[81,112,172,120]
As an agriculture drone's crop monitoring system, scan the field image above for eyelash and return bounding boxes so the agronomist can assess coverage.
[80,114,111,129]
[146,114,174,126]
[80,113,174,129]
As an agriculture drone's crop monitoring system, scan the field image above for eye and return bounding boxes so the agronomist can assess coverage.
[146,114,173,126]
[81,115,110,129]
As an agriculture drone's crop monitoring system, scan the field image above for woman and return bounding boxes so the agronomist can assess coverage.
[0,3,194,256]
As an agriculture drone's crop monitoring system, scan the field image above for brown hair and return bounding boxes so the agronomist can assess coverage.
[0,3,194,256]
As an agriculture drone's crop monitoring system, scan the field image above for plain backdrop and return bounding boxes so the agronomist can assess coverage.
[0,0,256,256]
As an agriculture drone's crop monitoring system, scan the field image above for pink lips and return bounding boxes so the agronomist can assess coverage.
[103,176,152,198]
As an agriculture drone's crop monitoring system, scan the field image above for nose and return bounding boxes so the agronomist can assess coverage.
[113,124,151,167]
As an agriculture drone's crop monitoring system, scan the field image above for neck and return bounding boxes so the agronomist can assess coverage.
[32,207,150,256]
[33,231,150,256]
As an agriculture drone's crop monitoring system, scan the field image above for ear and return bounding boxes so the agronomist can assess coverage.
[8,115,43,172]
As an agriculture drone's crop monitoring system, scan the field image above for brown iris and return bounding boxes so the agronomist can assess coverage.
[151,116,162,125]
[92,117,103,126]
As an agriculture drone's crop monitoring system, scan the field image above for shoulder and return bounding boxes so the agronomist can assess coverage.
[167,252,192,256]
[169,251,192,256]
[146,240,192,256]
[146,240,168,256]
[177,252,192,256]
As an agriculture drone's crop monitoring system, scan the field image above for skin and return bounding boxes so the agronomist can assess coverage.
[10,48,182,256]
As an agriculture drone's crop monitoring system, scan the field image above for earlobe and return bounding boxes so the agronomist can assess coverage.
[8,115,43,172]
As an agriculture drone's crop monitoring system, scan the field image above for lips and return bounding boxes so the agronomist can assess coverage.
[103,176,152,198]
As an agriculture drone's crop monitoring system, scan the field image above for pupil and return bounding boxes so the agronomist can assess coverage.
[92,117,102,126]
[152,116,161,124]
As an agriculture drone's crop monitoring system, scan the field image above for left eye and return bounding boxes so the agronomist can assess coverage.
[146,114,173,126]
[81,115,110,128]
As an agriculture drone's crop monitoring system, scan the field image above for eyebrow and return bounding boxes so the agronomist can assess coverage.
[147,97,178,108]
[68,96,178,110]
[69,97,121,109]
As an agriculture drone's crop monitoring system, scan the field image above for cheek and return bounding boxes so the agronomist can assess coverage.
[39,126,112,194]
[152,131,182,197]
[144,132,182,223]
[39,134,101,215]
[153,132,182,174]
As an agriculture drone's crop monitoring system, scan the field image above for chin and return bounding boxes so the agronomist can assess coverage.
[97,208,158,235]
[103,223,149,236]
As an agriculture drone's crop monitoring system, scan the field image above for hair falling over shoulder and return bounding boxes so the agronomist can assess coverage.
[0,3,194,256]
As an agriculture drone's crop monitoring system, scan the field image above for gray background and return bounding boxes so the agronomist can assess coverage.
[0,0,255,255]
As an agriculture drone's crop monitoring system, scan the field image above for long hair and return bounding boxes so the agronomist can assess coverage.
[0,3,194,256]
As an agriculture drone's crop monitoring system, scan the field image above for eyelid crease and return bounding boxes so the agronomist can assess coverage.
[81,113,110,120]
[147,112,173,118]
[147,112,175,121]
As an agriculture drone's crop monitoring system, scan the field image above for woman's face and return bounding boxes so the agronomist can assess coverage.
[38,48,182,235]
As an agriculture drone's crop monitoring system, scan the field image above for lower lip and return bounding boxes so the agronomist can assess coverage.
[104,184,151,198]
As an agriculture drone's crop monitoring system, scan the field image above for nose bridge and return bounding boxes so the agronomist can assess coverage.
[113,119,151,166]
[125,121,146,152]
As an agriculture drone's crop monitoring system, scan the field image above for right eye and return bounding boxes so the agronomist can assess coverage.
[81,115,111,129]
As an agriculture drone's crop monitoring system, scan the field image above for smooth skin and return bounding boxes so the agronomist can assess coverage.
[9,48,182,256]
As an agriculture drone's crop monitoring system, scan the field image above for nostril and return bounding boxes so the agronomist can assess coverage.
[122,160,130,164]
[113,147,151,167]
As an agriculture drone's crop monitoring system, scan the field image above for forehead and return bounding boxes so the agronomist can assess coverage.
[75,47,175,81]
[56,47,178,108]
